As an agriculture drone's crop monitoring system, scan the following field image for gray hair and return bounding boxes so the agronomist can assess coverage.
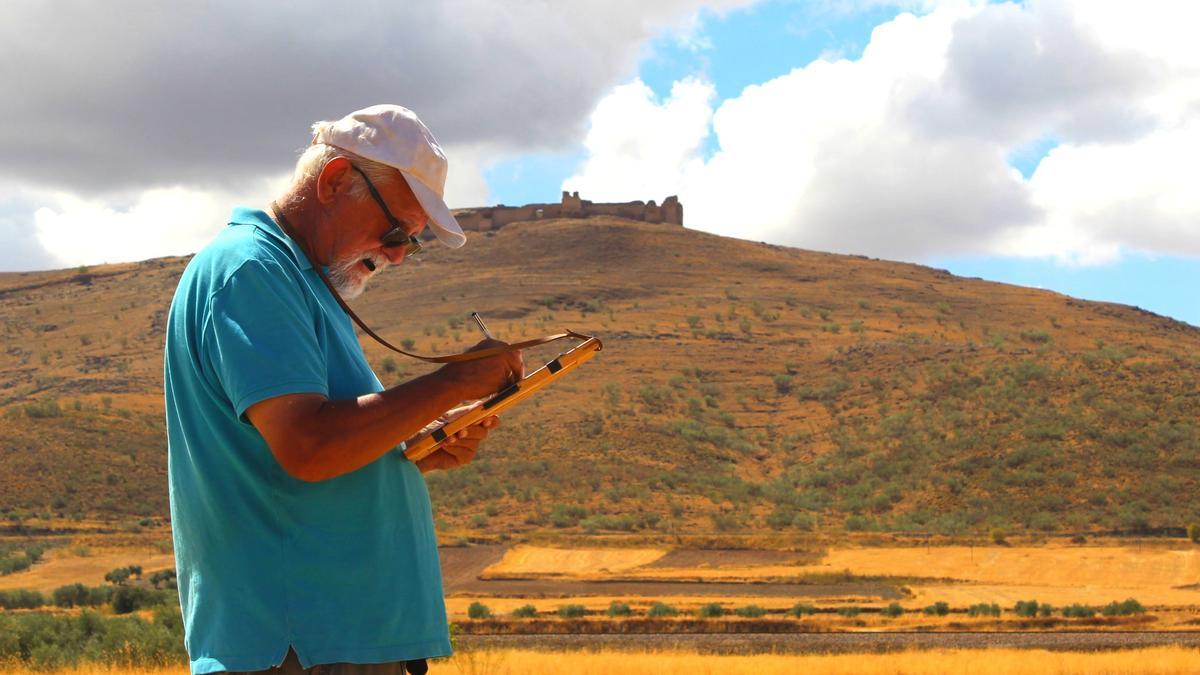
[292,121,402,200]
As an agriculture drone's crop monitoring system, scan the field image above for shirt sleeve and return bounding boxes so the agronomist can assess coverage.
[203,258,330,419]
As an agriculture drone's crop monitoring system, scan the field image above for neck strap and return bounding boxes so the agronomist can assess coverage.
[269,201,586,363]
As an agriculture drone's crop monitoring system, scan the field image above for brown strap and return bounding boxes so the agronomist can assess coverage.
[270,202,584,363]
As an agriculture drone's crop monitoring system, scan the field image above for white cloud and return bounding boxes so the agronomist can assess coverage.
[32,177,286,269]
[564,0,1200,264]
[1001,120,1200,264]
[563,79,716,202]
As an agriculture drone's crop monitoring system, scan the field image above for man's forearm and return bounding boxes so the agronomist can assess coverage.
[292,371,464,481]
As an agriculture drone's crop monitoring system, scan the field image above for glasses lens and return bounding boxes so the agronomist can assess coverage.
[381,229,422,256]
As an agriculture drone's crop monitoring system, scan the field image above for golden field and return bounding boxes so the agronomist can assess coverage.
[4,647,1200,675]
[470,543,1200,611]
[0,545,173,594]
[480,545,666,578]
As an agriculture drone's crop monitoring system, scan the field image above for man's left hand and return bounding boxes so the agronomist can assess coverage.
[414,412,499,473]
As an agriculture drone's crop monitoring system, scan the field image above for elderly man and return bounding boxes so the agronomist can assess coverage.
[163,105,522,675]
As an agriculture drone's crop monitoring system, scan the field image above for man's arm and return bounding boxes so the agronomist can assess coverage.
[247,339,522,482]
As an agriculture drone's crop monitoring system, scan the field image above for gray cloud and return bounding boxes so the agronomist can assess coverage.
[0,0,744,195]
[782,135,1042,261]
[0,196,61,271]
[904,2,1163,146]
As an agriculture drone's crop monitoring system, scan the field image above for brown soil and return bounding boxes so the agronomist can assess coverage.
[439,544,898,598]
[440,544,507,589]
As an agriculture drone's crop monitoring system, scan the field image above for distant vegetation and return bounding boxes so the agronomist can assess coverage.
[3,219,1199,541]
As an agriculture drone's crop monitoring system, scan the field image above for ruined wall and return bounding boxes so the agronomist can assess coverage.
[452,192,683,233]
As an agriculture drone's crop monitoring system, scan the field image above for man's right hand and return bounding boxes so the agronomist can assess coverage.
[437,338,524,401]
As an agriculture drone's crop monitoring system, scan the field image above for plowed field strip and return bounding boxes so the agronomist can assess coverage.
[459,631,1200,655]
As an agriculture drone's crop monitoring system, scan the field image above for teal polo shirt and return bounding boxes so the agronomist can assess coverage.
[163,207,451,674]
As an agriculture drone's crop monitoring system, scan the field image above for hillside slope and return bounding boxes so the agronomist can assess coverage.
[2,217,1198,538]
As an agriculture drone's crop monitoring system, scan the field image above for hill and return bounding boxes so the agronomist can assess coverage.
[2,217,1198,540]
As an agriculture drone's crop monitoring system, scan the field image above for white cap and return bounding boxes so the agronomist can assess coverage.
[313,104,466,248]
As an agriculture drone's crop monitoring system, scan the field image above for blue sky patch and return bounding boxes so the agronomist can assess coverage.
[1007,134,1059,179]
[931,251,1200,327]
[482,151,587,207]
[639,1,905,103]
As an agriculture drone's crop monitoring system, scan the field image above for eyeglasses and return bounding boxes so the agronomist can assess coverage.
[349,164,424,257]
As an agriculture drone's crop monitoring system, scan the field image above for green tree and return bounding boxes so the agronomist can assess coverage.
[467,602,492,619]
[104,567,131,585]
[511,604,537,618]
[606,602,632,617]
[647,602,678,617]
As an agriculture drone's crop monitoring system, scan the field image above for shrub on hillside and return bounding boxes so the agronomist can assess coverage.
[773,374,793,395]
[104,568,129,585]
[24,399,63,419]
[510,604,537,618]
[647,602,678,617]
[923,602,950,616]
[1102,598,1145,616]
[548,504,587,528]
[606,602,632,617]
[968,603,1002,617]
[0,608,186,669]
[836,606,862,618]
[52,583,114,608]
[1014,600,1053,618]
[697,603,725,618]
[580,514,636,533]
[0,553,33,575]
[734,604,767,618]
[1061,604,1097,618]
[882,603,904,618]
[112,586,167,615]
[789,603,817,618]
[467,602,492,619]
[557,604,587,618]
[0,589,45,609]
[149,569,177,590]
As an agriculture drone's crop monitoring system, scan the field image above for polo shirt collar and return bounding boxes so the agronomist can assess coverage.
[229,207,314,270]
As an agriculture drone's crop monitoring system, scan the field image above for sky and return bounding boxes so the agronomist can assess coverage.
[0,0,1197,326]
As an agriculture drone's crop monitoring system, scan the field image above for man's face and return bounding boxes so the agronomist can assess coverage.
[325,170,427,299]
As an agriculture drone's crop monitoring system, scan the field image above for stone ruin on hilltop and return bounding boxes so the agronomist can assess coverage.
[451,191,683,232]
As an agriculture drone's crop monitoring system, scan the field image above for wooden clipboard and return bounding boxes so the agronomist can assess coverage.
[403,336,603,462]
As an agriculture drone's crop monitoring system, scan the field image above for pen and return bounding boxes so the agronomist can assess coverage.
[471,312,494,340]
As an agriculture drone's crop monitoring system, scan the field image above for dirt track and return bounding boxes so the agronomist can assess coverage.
[458,631,1200,655]
[439,545,898,599]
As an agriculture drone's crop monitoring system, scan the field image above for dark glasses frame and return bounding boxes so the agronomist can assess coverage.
[348,164,423,257]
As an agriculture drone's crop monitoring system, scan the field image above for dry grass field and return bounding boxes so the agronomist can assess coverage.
[5,647,1200,675]
[473,543,1200,609]
[0,545,173,594]
[4,217,1200,545]
[480,545,666,579]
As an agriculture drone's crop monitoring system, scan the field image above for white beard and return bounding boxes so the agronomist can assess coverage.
[327,254,388,299]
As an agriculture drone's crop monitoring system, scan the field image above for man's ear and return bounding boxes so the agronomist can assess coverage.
[315,156,354,204]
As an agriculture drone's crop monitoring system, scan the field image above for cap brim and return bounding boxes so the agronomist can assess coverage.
[401,172,466,249]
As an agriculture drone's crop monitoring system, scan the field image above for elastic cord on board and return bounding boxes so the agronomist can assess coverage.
[270,201,590,363]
